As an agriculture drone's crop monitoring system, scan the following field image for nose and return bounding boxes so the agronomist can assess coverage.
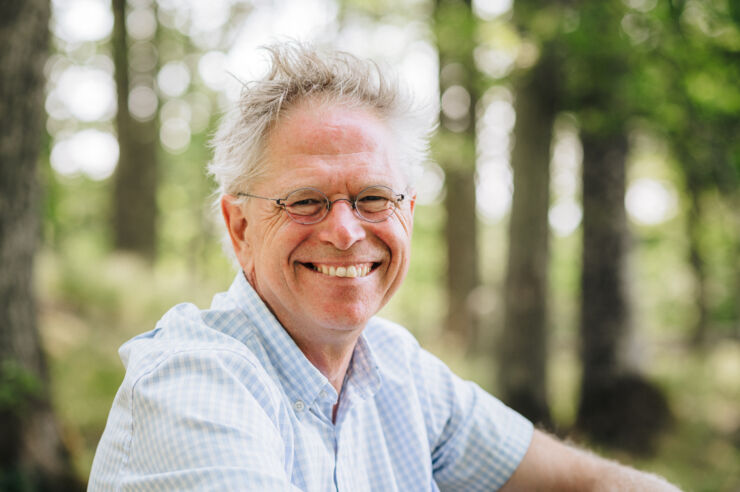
[316,199,366,250]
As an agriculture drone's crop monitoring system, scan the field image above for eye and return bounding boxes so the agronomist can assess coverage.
[356,186,397,216]
[290,197,323,207]
[358,194,388,203]
[283,188,327,217]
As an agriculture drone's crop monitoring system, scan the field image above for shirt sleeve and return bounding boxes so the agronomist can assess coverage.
[419,348,534,492]
[88,348,302,492]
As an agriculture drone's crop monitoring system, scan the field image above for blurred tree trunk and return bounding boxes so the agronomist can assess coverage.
[112,0,158,260]
[685,179,709,347]
[578,132,631,392]
[434,0,480,348]
[497,49,558,427]
[576,131,670,455]
[0,1,84,490]
[733,199,740,340]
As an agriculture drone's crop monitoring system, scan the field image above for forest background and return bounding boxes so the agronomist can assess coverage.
[1,0,739,490]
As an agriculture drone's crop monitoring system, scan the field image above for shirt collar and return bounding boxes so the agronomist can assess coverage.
[218,273,383,413]
[216,272,331,410]
[346,335,382,400]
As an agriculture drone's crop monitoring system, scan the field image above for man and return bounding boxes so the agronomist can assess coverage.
[89,42,680,491]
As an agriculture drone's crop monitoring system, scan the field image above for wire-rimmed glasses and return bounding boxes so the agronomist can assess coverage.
[237,185,406,225]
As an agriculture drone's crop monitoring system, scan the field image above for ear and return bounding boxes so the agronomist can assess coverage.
[221,195,251,266]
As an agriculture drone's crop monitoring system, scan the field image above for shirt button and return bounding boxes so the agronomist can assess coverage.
[320,390,328,399]
[293,400,305,412]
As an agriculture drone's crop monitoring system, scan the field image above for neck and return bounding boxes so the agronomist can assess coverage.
[292,334,358,393]
[291,332,358,425]
[278,328,360,394]
[244,271,363,393]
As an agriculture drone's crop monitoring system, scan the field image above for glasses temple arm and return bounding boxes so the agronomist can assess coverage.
[236,192,285,207]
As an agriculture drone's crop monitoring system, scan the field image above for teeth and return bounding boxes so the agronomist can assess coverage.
[312,263,373,278]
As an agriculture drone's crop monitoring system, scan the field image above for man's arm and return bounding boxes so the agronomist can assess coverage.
[501,430,682,492]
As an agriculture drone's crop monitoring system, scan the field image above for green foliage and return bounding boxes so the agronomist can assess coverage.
[431,131,476,171]
[0,468,36,492]
[434,0,477,60]
[0,361,42,415]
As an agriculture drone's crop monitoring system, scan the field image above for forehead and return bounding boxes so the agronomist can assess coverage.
[260,100,402,188]
[271,99,391,153]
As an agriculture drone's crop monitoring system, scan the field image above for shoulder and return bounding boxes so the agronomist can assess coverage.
[363,316,457,402]
[90,302,291,488]
[120,302,259,376]
[363,317,423,372]
[116,301,284,413]
[363,316,458,384]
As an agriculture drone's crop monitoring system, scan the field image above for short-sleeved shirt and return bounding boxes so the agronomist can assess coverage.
[89,273,533,491]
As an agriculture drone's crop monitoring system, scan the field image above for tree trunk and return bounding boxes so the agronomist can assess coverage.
[0,1,84,489]
[434,0,480,348]
[443,166,479,344]
[686,182,709,347]
[576,131,671,455]
[112,0,158,260]
[579,132,631,386]
[497,51,558,427]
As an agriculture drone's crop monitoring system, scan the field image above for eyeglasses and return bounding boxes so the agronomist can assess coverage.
[237,185,405,225]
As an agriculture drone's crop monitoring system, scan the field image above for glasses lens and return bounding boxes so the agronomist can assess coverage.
[356,186,397,222]
[284,188,328,223]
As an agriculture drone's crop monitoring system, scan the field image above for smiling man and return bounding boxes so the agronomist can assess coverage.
[89,43,681,491]
[224,99,415,400]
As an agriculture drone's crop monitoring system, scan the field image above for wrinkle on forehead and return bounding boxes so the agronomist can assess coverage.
[266,154,401,197]
[251,99,406,196]
[267,99,392,158]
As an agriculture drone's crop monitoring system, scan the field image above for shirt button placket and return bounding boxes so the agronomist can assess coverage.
[334,409,356,492]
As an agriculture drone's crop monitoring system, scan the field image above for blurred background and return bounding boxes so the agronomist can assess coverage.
[1,0,739,490]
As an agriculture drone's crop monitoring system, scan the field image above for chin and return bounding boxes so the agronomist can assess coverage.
[313,306,374,333]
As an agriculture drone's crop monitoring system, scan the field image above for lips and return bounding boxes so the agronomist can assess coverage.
[302,262,377,278]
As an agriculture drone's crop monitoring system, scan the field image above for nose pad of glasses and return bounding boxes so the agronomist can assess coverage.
[326,198,356,216]
[325,198,365,224]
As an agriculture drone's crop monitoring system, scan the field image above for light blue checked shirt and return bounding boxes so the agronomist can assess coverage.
[89,273,533,491]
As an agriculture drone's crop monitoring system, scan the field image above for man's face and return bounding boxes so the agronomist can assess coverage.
[224,100,415,347]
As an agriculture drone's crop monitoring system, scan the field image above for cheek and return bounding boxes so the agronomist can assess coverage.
[250,223,308,274]
[376,222,412,268]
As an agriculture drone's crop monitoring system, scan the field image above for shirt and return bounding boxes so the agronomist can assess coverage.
[89,272,533,491]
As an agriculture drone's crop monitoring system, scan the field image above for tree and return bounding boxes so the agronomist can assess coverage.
[495,0,568,427]
[577,130,672,453]
[567,2,671,454]
[498,47,559,426]
[433,0,480,347]
[0,0,84,489]
[111,0,159,259]
[659,0,740,346]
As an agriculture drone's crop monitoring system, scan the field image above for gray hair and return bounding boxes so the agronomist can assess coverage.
[207,41,430,199]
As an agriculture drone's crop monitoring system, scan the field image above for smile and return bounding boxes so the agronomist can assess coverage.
[306,262,376,278]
